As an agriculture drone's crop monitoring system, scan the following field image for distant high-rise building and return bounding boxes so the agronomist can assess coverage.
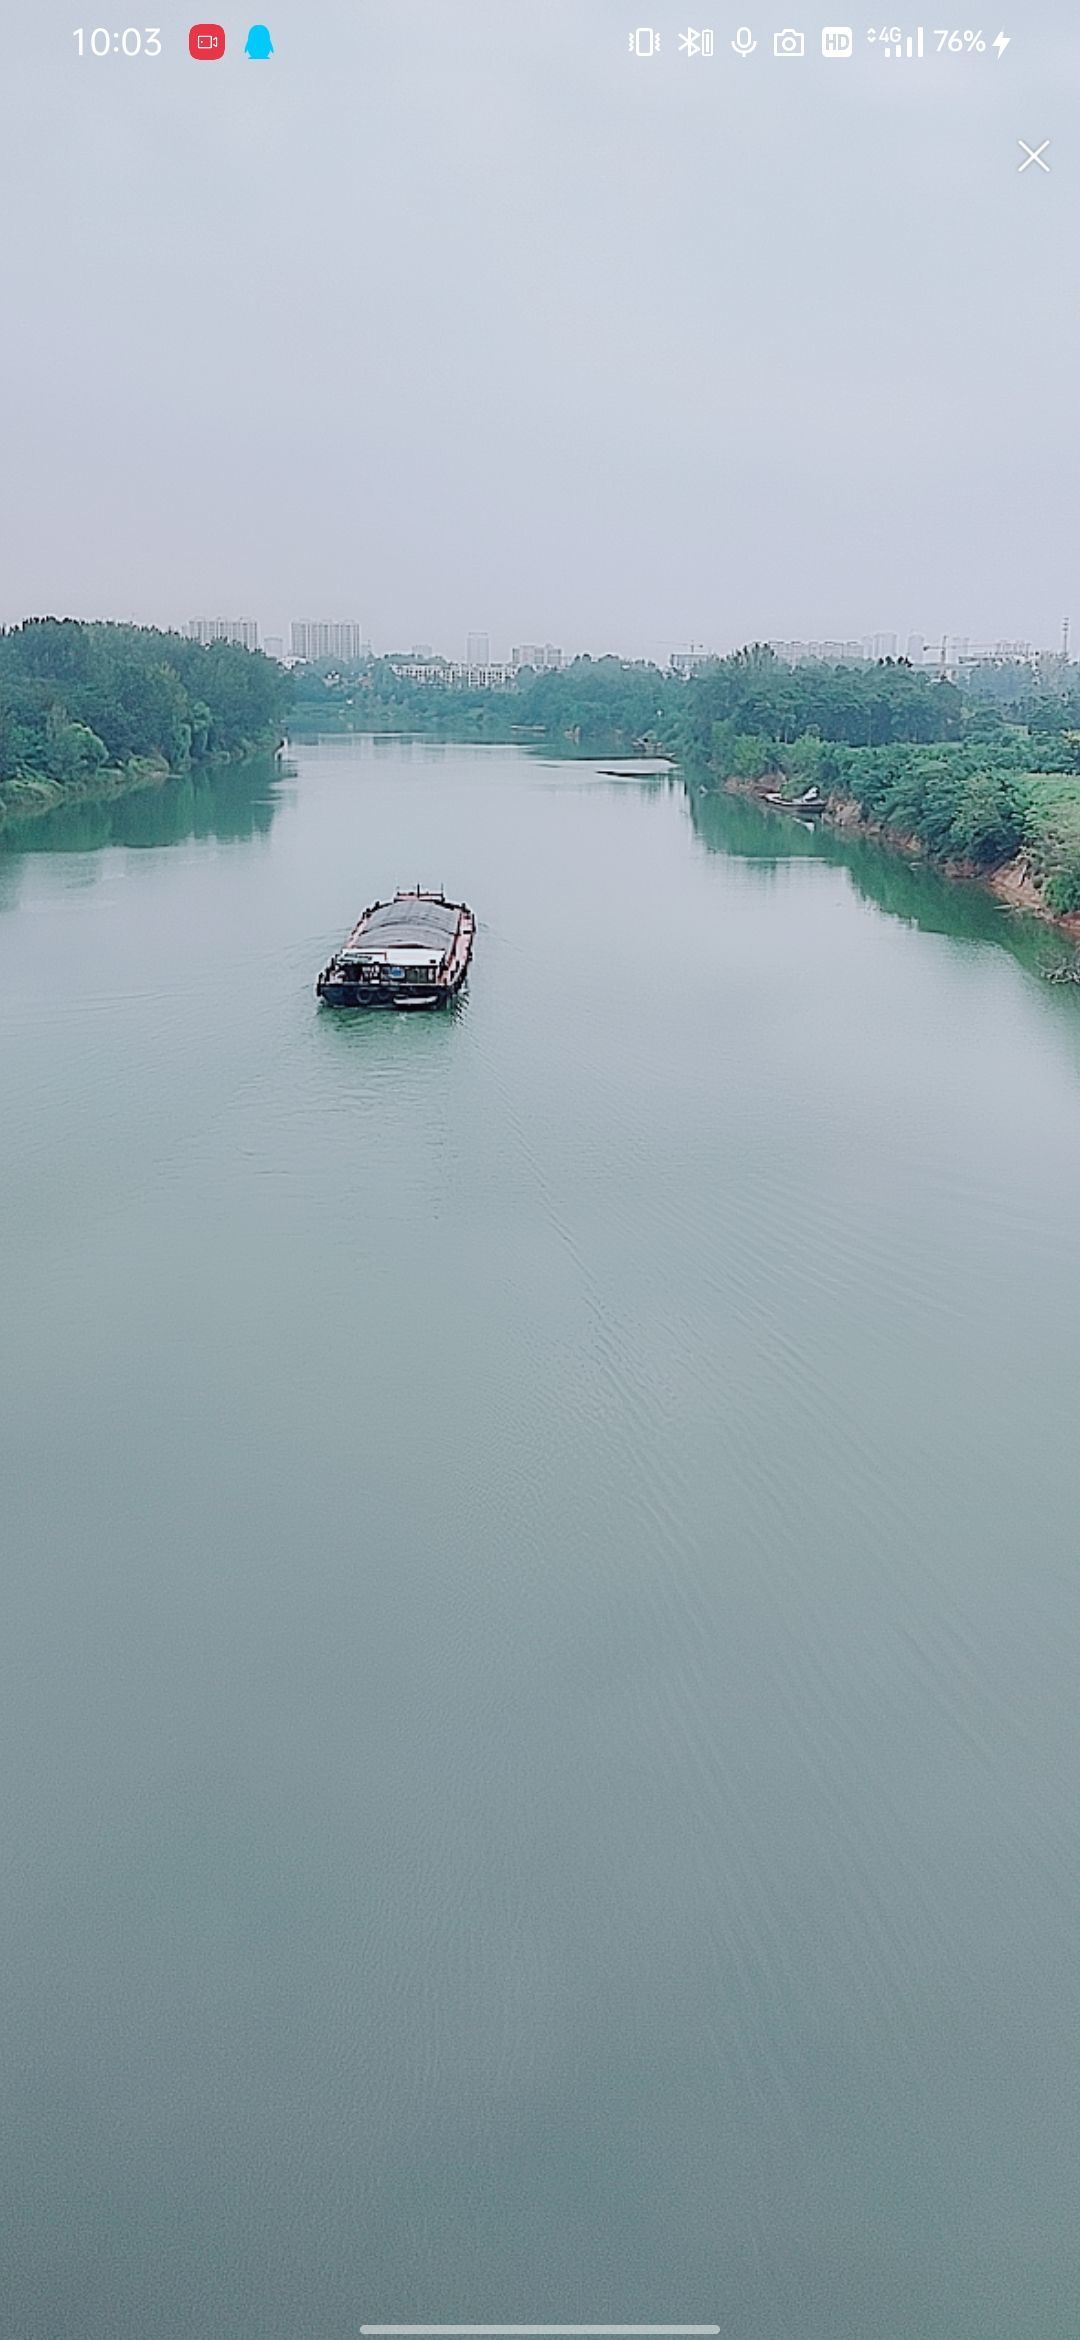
[770,640,868,668]
[511,643,564,672]
[466,631,490,667]
[263,635,285,662]
[670,648,715,678]
[389,656,513,689]
[186,618,259,650]
[905,633,925,665]
[290,621,363,663]
[873,632,898,660]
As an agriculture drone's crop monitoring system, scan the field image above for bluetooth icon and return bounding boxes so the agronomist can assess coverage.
[678,27,715,54]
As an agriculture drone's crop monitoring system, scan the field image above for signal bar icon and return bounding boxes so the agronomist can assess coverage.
[883,25,925,55]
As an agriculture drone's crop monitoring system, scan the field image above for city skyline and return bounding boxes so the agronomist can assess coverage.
[14,609,1074,677]
[188,615,1080,673]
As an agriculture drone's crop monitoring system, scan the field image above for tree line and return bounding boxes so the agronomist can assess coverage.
[8,625,1080,915]
[292,644,962,755]
[0,620,289,814]
[289,651,674,742]
[290,642,1080,910]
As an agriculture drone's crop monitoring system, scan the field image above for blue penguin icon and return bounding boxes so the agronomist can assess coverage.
[244,24,274,57]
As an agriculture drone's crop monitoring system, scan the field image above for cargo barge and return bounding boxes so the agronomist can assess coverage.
[316,888,476,1009]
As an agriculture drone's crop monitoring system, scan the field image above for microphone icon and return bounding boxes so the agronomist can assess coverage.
[732,25,757,53]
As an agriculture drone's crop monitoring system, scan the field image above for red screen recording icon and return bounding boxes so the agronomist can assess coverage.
[189,23,226,58]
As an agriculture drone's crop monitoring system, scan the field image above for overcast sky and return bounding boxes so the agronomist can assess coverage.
[1,1,1077,659]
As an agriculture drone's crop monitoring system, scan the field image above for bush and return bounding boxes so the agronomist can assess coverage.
[946,772,1025,869]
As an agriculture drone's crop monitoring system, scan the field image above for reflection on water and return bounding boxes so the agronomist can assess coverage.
[0,754,283,870]
[686,774,1069,978]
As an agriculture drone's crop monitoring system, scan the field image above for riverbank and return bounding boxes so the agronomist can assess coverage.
[983,849,1080,938]
[721,774,1080,948]
[0,743,284,840]
[0,754,172,833]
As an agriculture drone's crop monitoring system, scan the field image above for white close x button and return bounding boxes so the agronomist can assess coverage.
[1018,139,1051,173]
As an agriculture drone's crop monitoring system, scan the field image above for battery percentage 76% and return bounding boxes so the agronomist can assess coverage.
[933,28,1011,52]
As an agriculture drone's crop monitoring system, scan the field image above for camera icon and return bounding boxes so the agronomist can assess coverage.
[773,27,805,54]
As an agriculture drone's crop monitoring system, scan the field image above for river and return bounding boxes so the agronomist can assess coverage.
[3,738,1080,2340]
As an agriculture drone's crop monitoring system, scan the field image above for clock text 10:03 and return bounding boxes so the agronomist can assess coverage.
[73,27,162,55]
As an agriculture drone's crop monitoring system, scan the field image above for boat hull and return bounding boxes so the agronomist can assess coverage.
[317,980,458,1010]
